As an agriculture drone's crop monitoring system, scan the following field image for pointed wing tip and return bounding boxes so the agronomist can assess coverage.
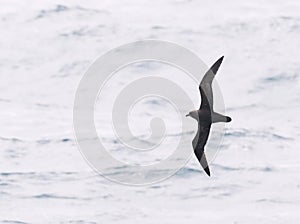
[217,55,224,64]
[204,166,211,176]
[209,56,224,75]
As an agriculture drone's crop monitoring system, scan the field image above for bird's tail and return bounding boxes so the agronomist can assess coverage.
[226,116,232,122]
[212,112,232,123]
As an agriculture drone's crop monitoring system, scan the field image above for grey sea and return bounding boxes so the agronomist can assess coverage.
[0,0,300,223]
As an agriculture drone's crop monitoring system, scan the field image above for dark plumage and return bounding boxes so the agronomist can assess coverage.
[186,56,231,176]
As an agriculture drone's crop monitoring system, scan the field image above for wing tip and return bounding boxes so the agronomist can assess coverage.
[215,55,224,65]
[204,166,211,176]
[209,56,224,75]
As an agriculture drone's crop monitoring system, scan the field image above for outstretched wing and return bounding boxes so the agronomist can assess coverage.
[199,56,224,110]
[192,122,211,176]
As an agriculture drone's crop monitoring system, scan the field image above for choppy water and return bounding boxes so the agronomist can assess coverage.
[1,0,300,223]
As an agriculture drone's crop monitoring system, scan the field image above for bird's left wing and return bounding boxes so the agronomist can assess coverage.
[199,56,224,110]
[192,122,211,176]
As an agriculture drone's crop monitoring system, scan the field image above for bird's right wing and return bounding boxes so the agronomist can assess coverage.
[192,123,211,176]
[199,56,224,110]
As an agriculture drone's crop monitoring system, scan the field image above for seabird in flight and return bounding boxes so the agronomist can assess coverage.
[186,56,231,176]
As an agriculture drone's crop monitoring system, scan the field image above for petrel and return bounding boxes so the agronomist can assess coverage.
[186,56,231,176]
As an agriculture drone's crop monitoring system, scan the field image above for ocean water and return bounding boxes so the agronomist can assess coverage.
[0,0,300,223]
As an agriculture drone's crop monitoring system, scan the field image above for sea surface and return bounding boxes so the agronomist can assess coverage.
[0,0,300,223]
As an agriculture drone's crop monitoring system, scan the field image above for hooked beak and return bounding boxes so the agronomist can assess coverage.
[186,114,190,117]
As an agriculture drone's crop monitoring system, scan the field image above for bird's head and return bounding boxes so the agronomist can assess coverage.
[186,110,199,120]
